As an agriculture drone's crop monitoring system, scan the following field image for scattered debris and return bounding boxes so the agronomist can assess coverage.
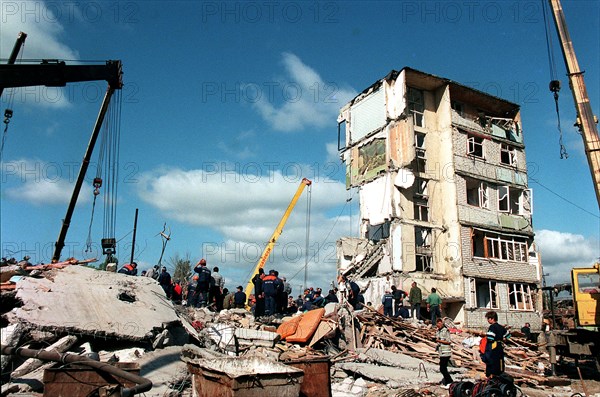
[1,262,599,396]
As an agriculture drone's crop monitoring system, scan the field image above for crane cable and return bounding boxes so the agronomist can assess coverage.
[0,42,26,162]
[84,90,122,253]
[542,0,568,159]
[288,188,359,285]
[303,181,312,291]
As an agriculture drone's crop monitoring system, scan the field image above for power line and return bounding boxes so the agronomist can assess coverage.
[529,176,599,219]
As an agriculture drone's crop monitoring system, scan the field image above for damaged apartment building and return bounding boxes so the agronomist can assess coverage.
[336,67,543,330]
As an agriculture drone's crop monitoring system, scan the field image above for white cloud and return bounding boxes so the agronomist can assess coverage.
[1,1,80,109]
[6,179,77,205]
[535,229,599,285]
[136,165,352,289]
[253,53,356,132]
[2,158,91,205]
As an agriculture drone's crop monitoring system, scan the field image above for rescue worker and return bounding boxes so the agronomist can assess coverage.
[187,275,199,307]
[171,280,183,304]
[435,318,453,387]
[409,282,423,321]
[262,269,280,316]
[118,262,138,276]
[157,266,172,298]
[391,285,406,317]
[222,288,234,310]
[193,259,212,307]
[382,290,394,317]
[481,310,510,378]
[427,287,443,325]
[312,290,325,307]
[252,268,265,317]
[211,266,225,311]
[280,276,292,314]
[233,286,246,309]
[341,275,360,309]
[145,265,159,279]
[325,289,339,304]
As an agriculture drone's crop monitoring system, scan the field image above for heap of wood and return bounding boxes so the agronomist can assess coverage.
[350,307,550,386]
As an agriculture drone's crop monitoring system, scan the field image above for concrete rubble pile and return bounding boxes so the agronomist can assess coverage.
[1,261,598,397]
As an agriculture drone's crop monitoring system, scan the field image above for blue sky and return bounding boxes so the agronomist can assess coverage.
[1,0,599,291]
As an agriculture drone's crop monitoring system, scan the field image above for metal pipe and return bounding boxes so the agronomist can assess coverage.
[1,345,152,396]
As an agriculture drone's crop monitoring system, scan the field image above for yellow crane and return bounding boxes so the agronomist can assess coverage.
[549,0,600,209]
[244,178,312,301]
[543,0,600,374]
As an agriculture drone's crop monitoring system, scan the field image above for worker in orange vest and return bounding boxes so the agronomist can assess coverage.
[118,262,138,276]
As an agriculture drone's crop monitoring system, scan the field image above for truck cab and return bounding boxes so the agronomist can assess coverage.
[571,265,600,328]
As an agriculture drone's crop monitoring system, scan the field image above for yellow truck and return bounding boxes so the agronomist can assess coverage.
[545,265,600,374]
[571,264,600,328]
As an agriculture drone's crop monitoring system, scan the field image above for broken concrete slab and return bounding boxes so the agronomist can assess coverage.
[338,362,432,386]
[14,265,180,341]
[234,328,281,348]
[1,323,25,372]
[10,335,77,379]
[138,346,189,397]
[355,348,439,373]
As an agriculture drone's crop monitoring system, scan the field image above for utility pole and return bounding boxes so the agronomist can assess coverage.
[130,208,139,265]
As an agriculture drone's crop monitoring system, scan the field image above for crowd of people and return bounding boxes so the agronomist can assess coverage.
[118,261,518,388]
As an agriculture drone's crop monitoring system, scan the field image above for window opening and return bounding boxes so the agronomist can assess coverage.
[467,135,484,158]
[466,179,488,208]
[501,144,517,166]
[475,279,499,309]
[407,87,425,128]
[508,283,534,311]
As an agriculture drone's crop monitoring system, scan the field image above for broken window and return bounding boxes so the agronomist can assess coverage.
[466,178,488,209]
[414,198,429,222]
[414,178,429,222]
[474,279,499,309]
[472,229,529,262]
[498,185,529,214]
[522,189,533,215]
[451,100,464,116]
[467,135,484,158]
[338,120,347,151]
[472,229,485,258]
[407,87,425,128]
[368,221,390,241]
[415,178,428,197]
[486,234,528,262]
[476,111,489,129]
[500,144,517,166]
[415,132,426,159]
[498,186,509,212]
[416,254,433,272]
[508,283,534,311]
[415,226,433,272]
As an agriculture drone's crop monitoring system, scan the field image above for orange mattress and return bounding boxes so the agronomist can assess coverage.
[277,315,302,339]
[286,308,325,343]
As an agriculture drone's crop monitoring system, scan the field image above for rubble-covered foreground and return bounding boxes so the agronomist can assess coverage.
[1,262,599,397]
